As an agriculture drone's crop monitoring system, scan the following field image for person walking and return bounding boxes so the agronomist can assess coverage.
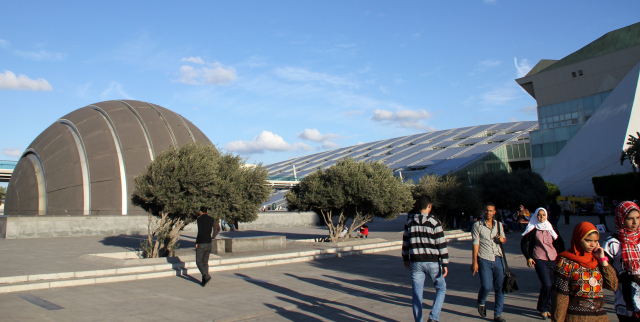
[551,222,618,322]
[549,199,562,227]
[520,208,565,319]
[402,195,448,322]
[471,202,507,322]
[195,206,215,287]
[561,199,574,225]
[517,205,530,232]
[604,201,640,321]
[596,200,611,232]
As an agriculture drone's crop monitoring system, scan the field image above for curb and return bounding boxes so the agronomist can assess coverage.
[0,242,402,294]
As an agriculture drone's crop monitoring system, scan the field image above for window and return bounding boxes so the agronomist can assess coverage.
[572,72,577,78]
[578,70,583,76]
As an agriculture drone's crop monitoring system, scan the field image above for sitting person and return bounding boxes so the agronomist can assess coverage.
[358,224,369,238]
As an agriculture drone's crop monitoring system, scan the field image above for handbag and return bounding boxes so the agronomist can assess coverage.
[497,222,518,293]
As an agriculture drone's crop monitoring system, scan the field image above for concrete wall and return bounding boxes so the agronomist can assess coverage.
[0,211,322,239]
[238,211,322,230]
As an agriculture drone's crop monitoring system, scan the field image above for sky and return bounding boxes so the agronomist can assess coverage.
[1,1,639,168]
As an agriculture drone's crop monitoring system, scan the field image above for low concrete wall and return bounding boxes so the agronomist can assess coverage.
[225,235,286,253]
[239,211,321,230]
[0,211,322,239]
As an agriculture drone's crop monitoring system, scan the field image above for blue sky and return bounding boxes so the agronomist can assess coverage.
[1,1,639,167]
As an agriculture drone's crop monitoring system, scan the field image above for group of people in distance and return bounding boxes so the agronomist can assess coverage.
[403,197,640,322]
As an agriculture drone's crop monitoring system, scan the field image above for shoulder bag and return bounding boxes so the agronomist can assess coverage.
[497,222,518,293]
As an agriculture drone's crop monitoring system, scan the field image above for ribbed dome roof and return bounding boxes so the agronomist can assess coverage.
[5,100,211,217]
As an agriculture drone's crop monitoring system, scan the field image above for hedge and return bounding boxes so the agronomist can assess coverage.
[592,172,640,201]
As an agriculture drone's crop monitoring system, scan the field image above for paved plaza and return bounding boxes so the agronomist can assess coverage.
[0,215,618,321]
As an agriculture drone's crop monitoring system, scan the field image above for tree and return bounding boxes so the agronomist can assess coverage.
[132,143,271,257]
[546,181,561,203]
[285,159,413,242]
[0,186,5,207]
[411,174,482,228]
[476,169,547,210]
[621,132,640,172]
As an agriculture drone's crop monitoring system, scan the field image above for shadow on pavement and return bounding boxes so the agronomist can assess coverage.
[234,272,395,321]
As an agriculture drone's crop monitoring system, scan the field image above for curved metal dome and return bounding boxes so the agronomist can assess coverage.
[5,100,212,217]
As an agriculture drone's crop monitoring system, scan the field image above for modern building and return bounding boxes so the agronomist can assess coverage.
[266,121,538,184]
[516,21,640,196]
[2,100,211,238]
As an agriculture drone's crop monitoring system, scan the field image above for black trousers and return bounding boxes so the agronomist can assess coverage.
[534,260,554,313]
[617,314,640,321]
[563,210,570,224]
[196,243,212,280]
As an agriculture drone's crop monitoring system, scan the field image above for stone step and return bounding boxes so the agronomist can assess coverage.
[0,241,404,294]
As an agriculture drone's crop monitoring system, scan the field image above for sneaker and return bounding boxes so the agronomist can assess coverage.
[427,319,438,322]
[478,305,486,318]
[494,316,506,322]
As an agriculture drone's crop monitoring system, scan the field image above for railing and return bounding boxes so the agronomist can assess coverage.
[0,160,18,170]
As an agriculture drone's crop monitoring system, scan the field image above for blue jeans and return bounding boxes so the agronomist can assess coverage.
[534,259,554,313]
[411,261,447,322]
[477,257,505,317]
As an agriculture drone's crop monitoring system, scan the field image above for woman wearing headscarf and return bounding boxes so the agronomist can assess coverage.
[551,222,618,322]
[521,208,565,319]
[603,201,640,321]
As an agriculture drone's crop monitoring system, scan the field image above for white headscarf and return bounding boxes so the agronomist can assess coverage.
[522,207,558,240]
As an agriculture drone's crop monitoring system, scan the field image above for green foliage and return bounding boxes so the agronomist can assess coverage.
[132,142,271,257]
[475,169,547,210]
[546,182,561,203]
[621,132,640,172]
[592,172,640,201]
[0,186,5,206]
[410,174,482,227]
[286,158,413,242]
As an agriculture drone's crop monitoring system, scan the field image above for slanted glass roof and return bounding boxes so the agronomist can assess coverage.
[266,121,538,180]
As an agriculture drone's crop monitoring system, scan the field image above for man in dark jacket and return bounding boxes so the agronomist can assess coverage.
[195,206,215,287]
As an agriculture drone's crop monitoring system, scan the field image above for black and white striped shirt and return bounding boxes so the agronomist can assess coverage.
[402,213,449,267]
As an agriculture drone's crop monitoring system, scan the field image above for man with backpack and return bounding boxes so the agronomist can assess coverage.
[402,195,448,322]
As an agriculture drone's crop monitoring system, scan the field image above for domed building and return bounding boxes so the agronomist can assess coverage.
[3,100,211,238]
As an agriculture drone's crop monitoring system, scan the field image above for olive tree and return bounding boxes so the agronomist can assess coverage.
[0,186,5,207]
[132,143,271,257]
[476,169,547,210]
[411,174,482,228]
[285,159,413,242]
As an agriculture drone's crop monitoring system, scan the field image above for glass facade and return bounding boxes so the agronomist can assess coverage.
[530,90,612,173]
[462,146,510,184]
[506,142,531,160]
[537,91,611,129]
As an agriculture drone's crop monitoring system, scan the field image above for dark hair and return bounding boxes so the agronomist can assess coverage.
[200,206,209,214]
[484,202,495,209]
[419,195,432,210]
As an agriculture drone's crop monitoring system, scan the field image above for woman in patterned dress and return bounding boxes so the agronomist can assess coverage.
[551,222,618,322]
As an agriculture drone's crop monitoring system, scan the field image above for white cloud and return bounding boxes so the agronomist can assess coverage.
[372,109,435,130]
[181,56,205,64]
[343,110,363,117]
[480,85,520,105]
[321,142,340,150]
[509,117,518,122]
[478,60,501,68]
[515,57,532,78]
[15,50,65,61]
[175,63,237,85]
[2,148,22,157]
[519,105,537,115]
[0,39,8,48]
[296,129,340,142]
[100,81,133,100]
[0,70,52,91]
[224,131,312,154]
[274,67,357,87]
